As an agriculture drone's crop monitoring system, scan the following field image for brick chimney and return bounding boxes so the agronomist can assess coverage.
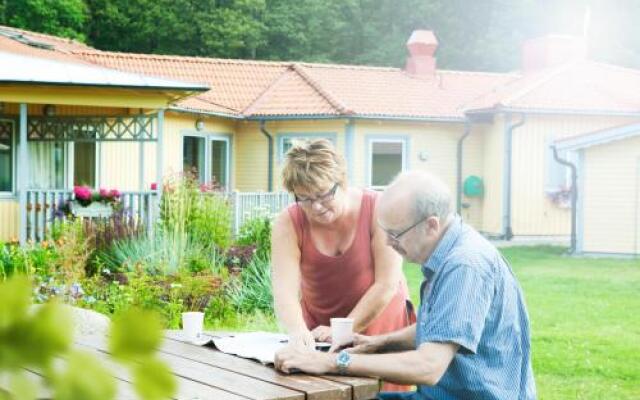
[522,35,587,73]
[405,30,438,76]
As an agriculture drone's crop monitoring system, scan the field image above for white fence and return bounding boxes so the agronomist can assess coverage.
[227,191,293,235]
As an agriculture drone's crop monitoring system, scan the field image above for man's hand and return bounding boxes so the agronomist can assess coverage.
[311,325,332,342]
[288,329,315,350]
[274,347,335,375]
[346,334,386,354]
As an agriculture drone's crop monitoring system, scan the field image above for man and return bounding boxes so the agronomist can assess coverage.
[274,170,536,400]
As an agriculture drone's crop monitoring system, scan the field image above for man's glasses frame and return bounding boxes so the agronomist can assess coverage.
[381,215,430,242]
[295,183,339,207]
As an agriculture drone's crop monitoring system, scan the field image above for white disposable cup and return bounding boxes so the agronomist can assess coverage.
[330,317,354,347]
[182,312,204,342]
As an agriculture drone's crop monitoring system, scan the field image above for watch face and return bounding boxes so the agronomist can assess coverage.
[337,351,350,365]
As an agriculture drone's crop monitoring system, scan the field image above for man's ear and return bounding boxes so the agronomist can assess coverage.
[425,216,440,234]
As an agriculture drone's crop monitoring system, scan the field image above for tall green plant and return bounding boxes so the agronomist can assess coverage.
[227,254,274,315]
[237,213,272,260]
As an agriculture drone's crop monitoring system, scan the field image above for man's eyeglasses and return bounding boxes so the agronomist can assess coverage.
[380,215,429,242]
[295,183,339,207]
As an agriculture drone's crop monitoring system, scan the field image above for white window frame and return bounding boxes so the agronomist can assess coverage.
[181,132,232,191]
[0,118,16,197]
[366,136,409,190]
[277,132,338,162]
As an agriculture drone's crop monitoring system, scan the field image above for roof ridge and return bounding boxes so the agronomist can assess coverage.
[292,63,352,114]
[499,61,579,106]
[0,24,91,48]
[242,66,299,116]
[74,49,292,66]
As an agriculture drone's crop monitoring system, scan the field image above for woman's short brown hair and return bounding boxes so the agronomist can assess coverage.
[282,138,347,193]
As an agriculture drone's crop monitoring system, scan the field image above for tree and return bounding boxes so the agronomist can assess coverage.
[2,0,87,41]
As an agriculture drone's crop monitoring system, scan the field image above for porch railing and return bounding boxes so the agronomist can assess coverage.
[25,190,157,242]
[24,190,293,241]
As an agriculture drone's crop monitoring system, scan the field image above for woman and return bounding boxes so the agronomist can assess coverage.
[271,139,414,390]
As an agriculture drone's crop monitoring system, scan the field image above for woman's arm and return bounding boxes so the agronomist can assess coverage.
[271,210,314,347]
[347,202,404,333]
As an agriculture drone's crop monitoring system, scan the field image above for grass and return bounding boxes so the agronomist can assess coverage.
[404,246,640,399]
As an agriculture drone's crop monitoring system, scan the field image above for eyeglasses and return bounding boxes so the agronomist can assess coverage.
[295,183,339,207]
[380,215,429,242]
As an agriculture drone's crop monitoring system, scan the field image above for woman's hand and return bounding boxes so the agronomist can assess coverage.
[288,329,316,350]
[311,325,332,343]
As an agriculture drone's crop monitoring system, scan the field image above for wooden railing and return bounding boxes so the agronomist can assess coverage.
[25,190,157,242]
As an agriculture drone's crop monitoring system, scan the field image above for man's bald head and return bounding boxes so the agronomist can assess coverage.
[379,170,453,223]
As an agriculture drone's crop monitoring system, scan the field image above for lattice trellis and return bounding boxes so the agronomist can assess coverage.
[27,115,157,142]
[0,119,14,141]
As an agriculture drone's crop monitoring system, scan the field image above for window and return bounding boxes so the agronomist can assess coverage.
[183,136,206,182]
[73,142,96,187]
[182,135,230,189]
[0,133,11,192]
[545,138,575,192]
[369,139,407,188]
[279,135,337,161]
[28,142,65,190]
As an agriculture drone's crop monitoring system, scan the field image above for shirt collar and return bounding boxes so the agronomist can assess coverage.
[421,215,462,277]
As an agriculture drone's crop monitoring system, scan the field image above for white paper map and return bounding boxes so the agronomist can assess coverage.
[210,332,289,364]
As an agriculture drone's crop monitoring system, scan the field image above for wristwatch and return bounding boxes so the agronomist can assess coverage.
[335,350,352,375]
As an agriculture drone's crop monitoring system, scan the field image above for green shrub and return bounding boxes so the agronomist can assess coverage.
[159,174,232,251]
[227,254,274,315]
[237,213,272,260]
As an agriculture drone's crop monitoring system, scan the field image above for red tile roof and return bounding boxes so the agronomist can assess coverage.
[466,61,640,114]
[2,24,640,118]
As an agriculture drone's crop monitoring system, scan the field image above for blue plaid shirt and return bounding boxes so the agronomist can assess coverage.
[415,216,536,400]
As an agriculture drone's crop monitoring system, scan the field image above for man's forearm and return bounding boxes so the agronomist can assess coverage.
[378,323,416,352]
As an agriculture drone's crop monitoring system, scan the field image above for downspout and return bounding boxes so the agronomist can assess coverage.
[551,145,578,254]
[456,120,472,214]
[504,113,526,240]
[260,120,274,191]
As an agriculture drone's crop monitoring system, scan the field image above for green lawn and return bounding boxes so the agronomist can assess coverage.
[404,246,640,399]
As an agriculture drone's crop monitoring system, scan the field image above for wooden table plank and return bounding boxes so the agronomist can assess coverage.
[75,342,249,400]
[76,335,304,400]
[164,331,351,400]
[193,331,381,400]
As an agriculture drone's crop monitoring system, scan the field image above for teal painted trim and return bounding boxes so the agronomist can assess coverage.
[364,134,411,189]
[576,149,585,253]
[345,120,355,183]
[180,130,234,191]
[276,132,338,163]
[18,103,28,245]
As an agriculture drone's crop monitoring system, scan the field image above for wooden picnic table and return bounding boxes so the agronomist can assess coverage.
[66,330,381,400]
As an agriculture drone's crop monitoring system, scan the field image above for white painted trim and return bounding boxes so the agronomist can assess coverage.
[555,123,640,151]
[365,135,410,189]
[576,150,585,253]
[636,157,640,255]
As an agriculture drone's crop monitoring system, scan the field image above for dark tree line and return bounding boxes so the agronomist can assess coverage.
[1,0,639,71]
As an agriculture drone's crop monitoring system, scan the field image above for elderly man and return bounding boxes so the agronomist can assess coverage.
[274,171,536,400]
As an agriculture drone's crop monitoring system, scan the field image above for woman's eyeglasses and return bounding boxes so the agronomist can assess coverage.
[295,183,339,207]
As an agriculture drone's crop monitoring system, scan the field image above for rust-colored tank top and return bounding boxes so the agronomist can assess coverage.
[287,190,413,335]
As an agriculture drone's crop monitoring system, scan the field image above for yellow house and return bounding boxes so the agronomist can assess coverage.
[1,27,639,249]
[554,123,640,256]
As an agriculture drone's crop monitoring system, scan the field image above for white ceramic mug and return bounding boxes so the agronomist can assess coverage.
[182,311,204,342]
[330,317,354,347]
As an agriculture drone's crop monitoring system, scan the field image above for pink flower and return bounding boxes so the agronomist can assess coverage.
[150,182,158,191]
[74,186,92,201]
[109,189,120,198]
[99,188,109,198]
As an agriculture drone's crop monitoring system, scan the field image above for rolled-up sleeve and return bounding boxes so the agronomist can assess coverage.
[420,265,493,354]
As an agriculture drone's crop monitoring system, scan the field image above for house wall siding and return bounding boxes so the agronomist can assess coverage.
[510,114,640,236]
[0,200,18,242]
[581,135,640,255]
[481,115,505,236]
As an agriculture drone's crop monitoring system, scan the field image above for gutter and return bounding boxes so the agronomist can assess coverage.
[456,120,472,214]
[260,120,274,191]
[551,145,578,254]
[503,113,526,240]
